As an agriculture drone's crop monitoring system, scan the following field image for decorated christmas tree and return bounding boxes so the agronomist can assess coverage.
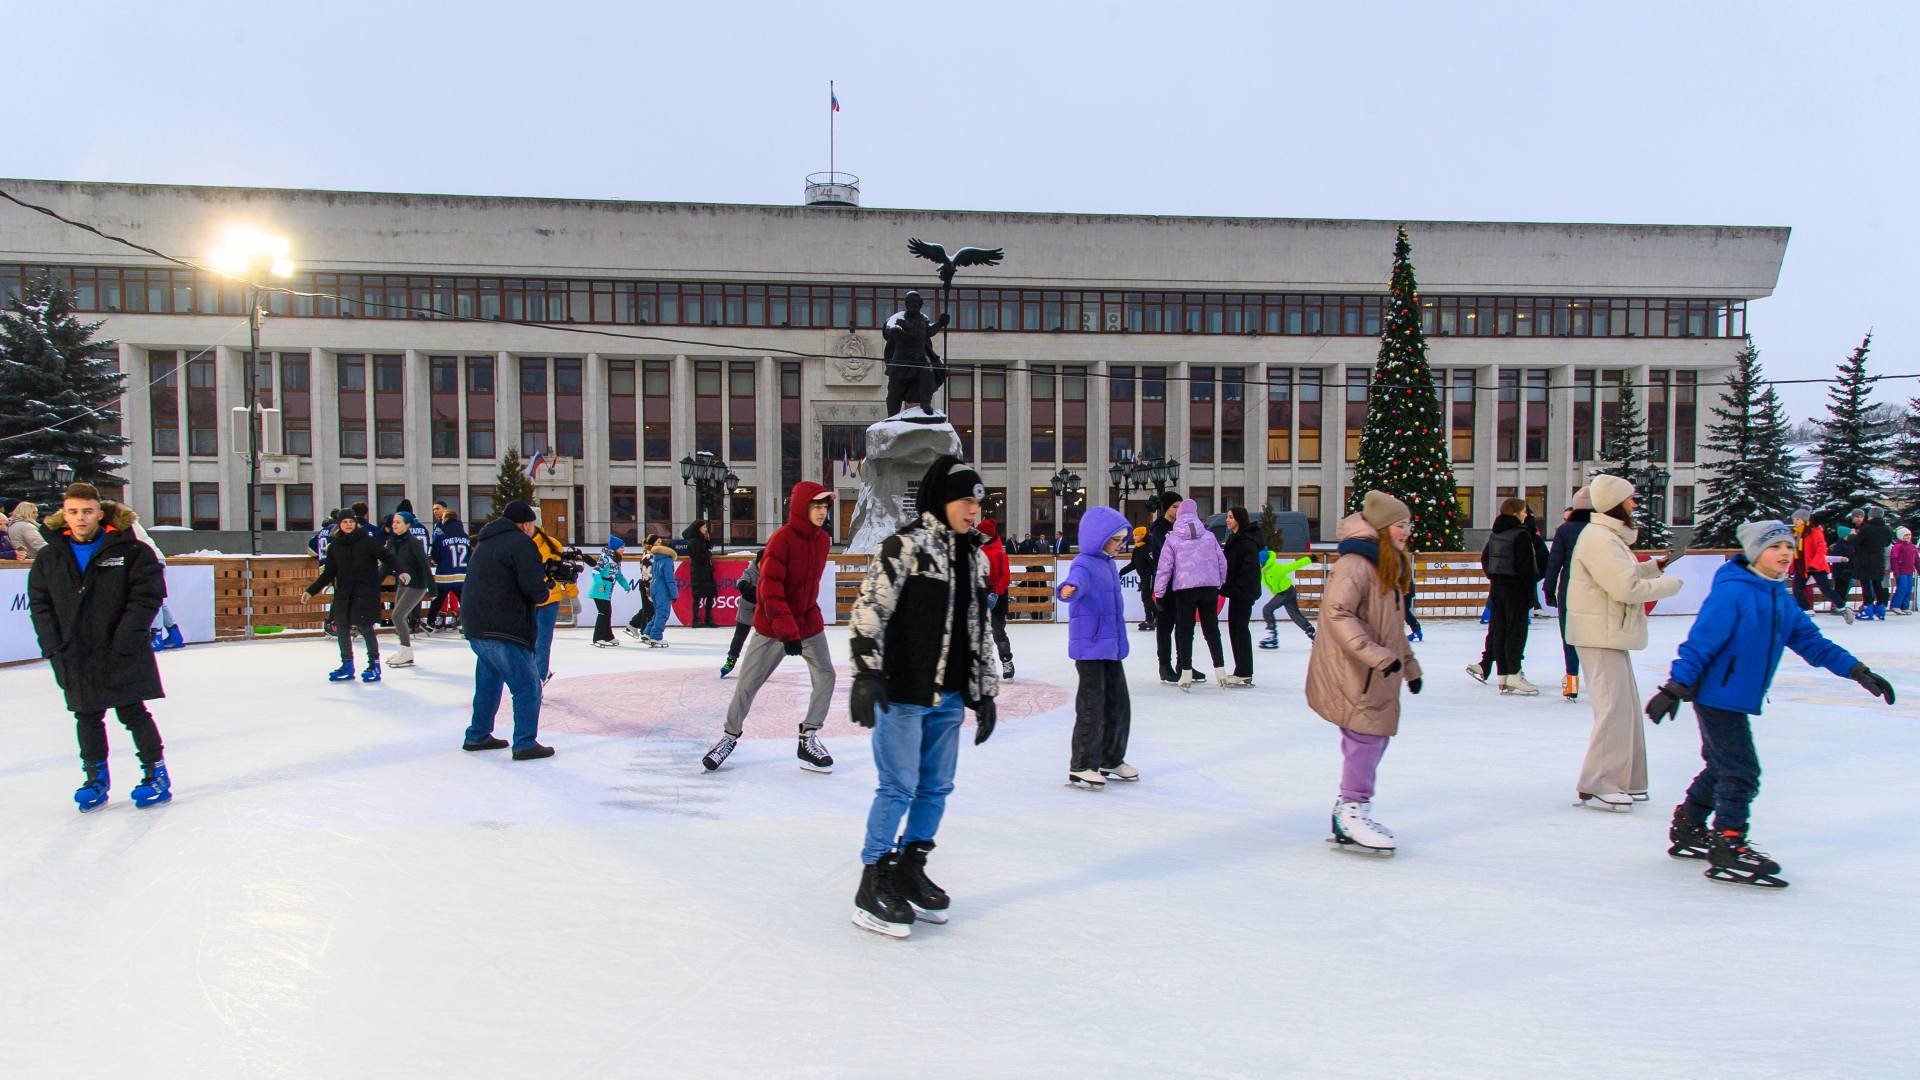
[1692,338,1801,547]
[0,275,128,504]
[1592,383,1671,548]
[1809,333,1886,517]
[491,447,536,521]
[1345,228,1464,551]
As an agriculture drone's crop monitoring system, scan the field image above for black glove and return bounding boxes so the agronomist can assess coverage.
[972,697,997,745]
[1381,659,1403,676]
[1850,663,1896,705]
[783,639,803,657]
[1644,680,1693,724]
[850,675,889,729]
[1408,677,1422,695]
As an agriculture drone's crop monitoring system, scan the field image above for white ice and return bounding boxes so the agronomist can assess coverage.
[2,615,1916,1079]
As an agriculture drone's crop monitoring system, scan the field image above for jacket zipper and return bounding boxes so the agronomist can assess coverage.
[1721,655,1737,686]
[1362,669,1374,695]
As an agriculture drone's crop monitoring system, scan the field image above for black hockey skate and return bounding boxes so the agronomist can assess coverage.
[1667,804,1711,860]
[895,840,950,924]
[1704,829,1788,888]
[852,853,915,938]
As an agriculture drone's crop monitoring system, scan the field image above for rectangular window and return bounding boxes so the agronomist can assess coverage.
[554,357,583,458]
[376,485,406,519]
[1300,485,1322,538]
[285,484,314,532]
[608,359,637,461]
[186,354,217,456]
[694,360,722,456]
[1189,366,1215,463]
[949,369,975,460]
[1525,369,1550,463]
[644,485,673,538]
[1647,370,1671,461]
[1450,369,1476,463]
[729,486,756,545]
[431,355,460,458]
[520,356,548,456]
[1030,364,1056,462]
[1108,365,1135,461]
[341,484,367,516]
[610,485,639,542]
[1297,369,1323,462]
[781,361,802,492]
[1029,487,1057,546]
[338,354,367,458]
[1266,366,1292,463]
[467,486,494,525]
[1572,368,1596,461]
[1220,368,1245,464]
[1140,366,1166,459]
[431,485,461,522]
[150,350,180,456]
[1061,365,1087,463]
[152,482,182,526]
[280,353,311,456]
[374,352,407,457]
[1344,367,1369,463]
[980,368,1007,463]
[1672,484,1696,526]
[189,482,219,530]
[1674,371,1697,463]
[729,361,756,461]
[1496,368,1520,462]
[1525,485,1547,522]
[1265,486,1292,514]
[1455,486,1475,528]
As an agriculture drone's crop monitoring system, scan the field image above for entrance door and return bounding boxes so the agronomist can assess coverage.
[539,498,570,539]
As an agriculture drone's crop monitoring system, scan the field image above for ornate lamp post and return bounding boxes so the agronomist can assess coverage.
[679,450,734,550]
[210,227,295,558]
[30,460,75,501]
[1634,463,1673,528]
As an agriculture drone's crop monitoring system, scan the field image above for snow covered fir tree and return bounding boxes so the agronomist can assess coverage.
[1691,337,1801,548]
[0,275,128,503]
[1890,393,1920,515]
[1590,382,1671,548]
[1345,228,1464,551]
[1809,332,1887,518]
[491,448,536,519]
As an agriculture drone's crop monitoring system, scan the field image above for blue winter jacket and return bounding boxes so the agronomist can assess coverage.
[1668,557,1859,715]
[1056,506,1131,662]
[650,549,680,605]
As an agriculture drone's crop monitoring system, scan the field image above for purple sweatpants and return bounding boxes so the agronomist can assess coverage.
[1339,730,1391,803]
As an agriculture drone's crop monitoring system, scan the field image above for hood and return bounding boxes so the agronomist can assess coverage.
[1231,522,1265,548]
[1076,506,1130,555]
[43,501,135,538]
[1169,499,1207,541]
[438,518,468,539]
[1335,511,1377,543]
[650,538,677,557]
[474,516,523,545]
[1490,513,1524,533]
[785,481,832,533]
[683,521,708,541]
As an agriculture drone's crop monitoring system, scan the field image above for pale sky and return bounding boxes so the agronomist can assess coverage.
[4,1,1911,421]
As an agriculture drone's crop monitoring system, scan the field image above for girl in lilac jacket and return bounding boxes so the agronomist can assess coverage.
[1152,499,1231,689]
[1057,505,1136,787]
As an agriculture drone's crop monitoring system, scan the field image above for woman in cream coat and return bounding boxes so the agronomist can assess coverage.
[1564,474,1682,811]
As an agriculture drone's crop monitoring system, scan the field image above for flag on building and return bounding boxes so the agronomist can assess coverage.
[831,90,841,113]
[526,450,547,478]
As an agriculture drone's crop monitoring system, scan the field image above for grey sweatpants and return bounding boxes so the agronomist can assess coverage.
[1576,646,1648,797]
[391,586,429,647]
[724,630,835,737]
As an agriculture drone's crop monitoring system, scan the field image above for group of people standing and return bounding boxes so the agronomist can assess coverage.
[1790,505,1917,622]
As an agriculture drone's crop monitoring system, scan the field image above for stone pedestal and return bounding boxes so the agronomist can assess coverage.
[846,413,963,553]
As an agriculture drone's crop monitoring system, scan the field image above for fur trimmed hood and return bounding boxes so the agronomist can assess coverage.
[41,500,136,538]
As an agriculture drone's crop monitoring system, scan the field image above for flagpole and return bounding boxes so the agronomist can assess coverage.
[829,80,836,179]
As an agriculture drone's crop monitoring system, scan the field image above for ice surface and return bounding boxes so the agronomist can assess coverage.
[1,616,1915,1078]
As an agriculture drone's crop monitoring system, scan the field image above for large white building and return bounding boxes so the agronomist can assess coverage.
[0,179,1788,548]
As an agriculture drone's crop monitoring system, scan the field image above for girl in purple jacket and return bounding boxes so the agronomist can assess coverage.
[1153,499,1229,690]
[1057,505,1136,790]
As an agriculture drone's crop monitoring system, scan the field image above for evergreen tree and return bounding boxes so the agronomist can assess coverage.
[1345,228,1464,551]
[491,447,535,520]
[1592,383,1671,548]
[0,275,127,503]
[1809,333,1886,517]
[1888,393,1920,517]
[1692,338,1802,547]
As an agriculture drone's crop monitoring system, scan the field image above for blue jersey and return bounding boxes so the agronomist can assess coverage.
[308,525,335,566]
[432,521,471,585]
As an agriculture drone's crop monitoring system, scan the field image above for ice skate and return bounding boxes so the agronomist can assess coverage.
[797,728,834,773]
[1499,672,1540,696]
[1837,606,1855,624]
[1098,763,1140,783]
[388,646,415,667]
[1465,662,1489,685]
[591,638,618,649]
[623,626,646,641]
[1562,674,1580,702]
[646,638,670,649]
[161,624,185,649]
[1407,628,1423,643]
[1220,671,1253,688]
[130,761,172,808]
[74,762,109,813]
[1704,829,1788,888]
[1667,804,1711,860]
[151,628,167,652]
[701,733,738,772]
[1577,791,1634,813]
[852,854,914,939]
[1258,629,1279,650]
[1628,790,1650,802]
[896,841,950,925]
[1329,799,1396,857]
[360,661,382,683]
[328,661,356,682]
[719,656,736,677]
[1178,669,1195,692]
[1067,768,1107,790]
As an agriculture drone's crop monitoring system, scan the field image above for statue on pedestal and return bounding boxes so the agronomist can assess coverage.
[882,291,948,419]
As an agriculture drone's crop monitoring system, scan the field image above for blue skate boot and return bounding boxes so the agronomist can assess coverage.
[328,661,356,682]
[74,761,109,813]
[361,661,383,683]
[131,761,172,808]
[162,624,185,649]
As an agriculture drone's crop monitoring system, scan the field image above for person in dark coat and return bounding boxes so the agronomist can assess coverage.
[1146,492,1186,682]
[28,484,173,811]
[1850,507,1895,619]
[384,511,433,666]
[305,509,394,681]
[460,500,554,759]
[1470,497,1544,695]
[1542,487,1594,701]
[684,520,718,627]
[1221,507,1265,684]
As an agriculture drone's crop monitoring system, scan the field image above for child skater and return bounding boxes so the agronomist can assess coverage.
[1304,491,1423,856]
[588,535,634,646]
[720,549,763,677]
[1056,505,1137,790]
[1645,521,1895,888]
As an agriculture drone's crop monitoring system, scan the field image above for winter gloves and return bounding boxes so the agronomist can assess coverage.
[1408,677,1422,695]
[784,639,804,657]
[1381,659,1402,676]
[850,675,890,729]
[1850,663,1896,705]
[972,698,997,745]
[1645,680,1694,724]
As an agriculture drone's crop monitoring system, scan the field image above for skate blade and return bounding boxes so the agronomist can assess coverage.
[1667,845,1710,860]
[798,762,834,774]
[1097,773,1140,783]
[1066,778,1106,791]
[852,908,912,938]
[1500,689,1541,697]
[910,904,950,925]
[133,794,172,809]
[76,801,108,814]
[1327,837,1395,857]
[1576,799,1634,813]
[1704,868,1789,888]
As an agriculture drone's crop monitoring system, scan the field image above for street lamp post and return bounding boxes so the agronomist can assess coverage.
[679,450,733,552]
[1049,467,1084,550]
[1634,464,1673,531]
[30,460,75,502]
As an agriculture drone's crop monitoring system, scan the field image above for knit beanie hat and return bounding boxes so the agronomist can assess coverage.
[1360,490,1411,530]
[1838,525,1853,539]
[1570,486,1594,511]
[1738,520,1794,564]
[1589,475,1635,515]
[605,533,625,552]
[931,460,986,508]
[1792,506,1812,523]
[503,500,536,524]
[1899,526,1913,541]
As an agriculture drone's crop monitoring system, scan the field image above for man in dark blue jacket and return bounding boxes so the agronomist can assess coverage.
[460,501,554,760]
[1644,520,1895,887]
[1542,487,1594,701]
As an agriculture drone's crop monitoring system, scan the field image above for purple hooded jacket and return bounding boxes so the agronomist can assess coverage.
[1057,505,1131,661]
[1153,500,1227,598]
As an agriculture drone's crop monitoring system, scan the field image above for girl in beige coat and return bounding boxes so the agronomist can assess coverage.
[1305,491,1423,855]
[1564,474,1682,811]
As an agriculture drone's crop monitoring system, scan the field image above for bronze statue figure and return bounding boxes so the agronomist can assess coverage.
[882,290,948,418]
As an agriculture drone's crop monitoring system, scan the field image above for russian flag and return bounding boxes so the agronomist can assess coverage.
[831,91,841,113]
[526,449,546,478]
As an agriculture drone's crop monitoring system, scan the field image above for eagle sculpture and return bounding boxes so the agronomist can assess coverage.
[907,238,1005,289]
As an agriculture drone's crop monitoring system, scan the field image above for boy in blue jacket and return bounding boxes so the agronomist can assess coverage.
[1056,505,1136,790]
[1645,521,1895,887]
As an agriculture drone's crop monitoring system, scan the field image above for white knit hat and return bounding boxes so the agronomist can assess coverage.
[1589,474,1636,515]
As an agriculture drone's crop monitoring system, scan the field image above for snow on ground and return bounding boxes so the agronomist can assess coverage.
[1,615,1916,1079]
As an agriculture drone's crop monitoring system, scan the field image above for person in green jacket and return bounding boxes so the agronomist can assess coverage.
[1258,549,1316,649]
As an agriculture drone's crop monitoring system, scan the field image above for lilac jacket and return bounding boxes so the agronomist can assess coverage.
[1153,500,1227,598]
[1057,506,1131,661]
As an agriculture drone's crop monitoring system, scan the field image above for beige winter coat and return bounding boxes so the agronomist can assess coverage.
[1305,513,1423,736]
[1564,513,1681,652]
[9,510,46,559]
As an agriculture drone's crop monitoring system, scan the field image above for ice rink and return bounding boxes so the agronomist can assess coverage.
[2,614,1915,1079]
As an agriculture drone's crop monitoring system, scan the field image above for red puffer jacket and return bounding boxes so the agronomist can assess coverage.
[978,518,1012,597]
[755,481,834,642]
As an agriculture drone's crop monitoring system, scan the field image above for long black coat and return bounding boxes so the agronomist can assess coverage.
[1222,525,1266,603]
[307,525,393,623]
[683,523,717,595]
[28,502,167,712]
[385,528,432,590]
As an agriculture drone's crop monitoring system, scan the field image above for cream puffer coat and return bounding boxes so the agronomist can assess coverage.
[1304,513,1423,737]
[1563,512,1681,651]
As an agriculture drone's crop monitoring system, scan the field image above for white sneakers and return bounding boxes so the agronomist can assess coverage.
[1578,791,1635,813]
[1331,799,1396,856]
[1499,672,1540,696]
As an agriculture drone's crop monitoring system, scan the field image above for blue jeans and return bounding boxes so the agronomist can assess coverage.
[1683,703,1761,831]
[534,602,561,679]
[861,692,965,864]
[465,638,543,751]
[646,593,672,641]
[1894,573,1915,611]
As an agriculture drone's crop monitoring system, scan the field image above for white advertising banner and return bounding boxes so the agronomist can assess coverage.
[1,564,216,665]
[1054,559,1148,623]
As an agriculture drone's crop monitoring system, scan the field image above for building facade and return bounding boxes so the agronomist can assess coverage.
[0,179,1788,547]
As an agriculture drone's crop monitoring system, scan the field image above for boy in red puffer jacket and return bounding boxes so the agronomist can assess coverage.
[978,518,1014,679]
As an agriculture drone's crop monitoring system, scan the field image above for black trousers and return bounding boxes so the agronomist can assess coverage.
[337,619,380,663]
[1172,587,1225,673]
[1226,594,1256,678]
[990,598,1012,661]
[1683,703,1761,831]
[630,591,655,630]
[592,597,614,641]
[1479,579,1533,676]
[1071,660,1131,771]
[1859,573,1889,606]
[1155,594,1178,678]
[76,703,164,767]
[693,589,717,626]
[1792,570,1844,611]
